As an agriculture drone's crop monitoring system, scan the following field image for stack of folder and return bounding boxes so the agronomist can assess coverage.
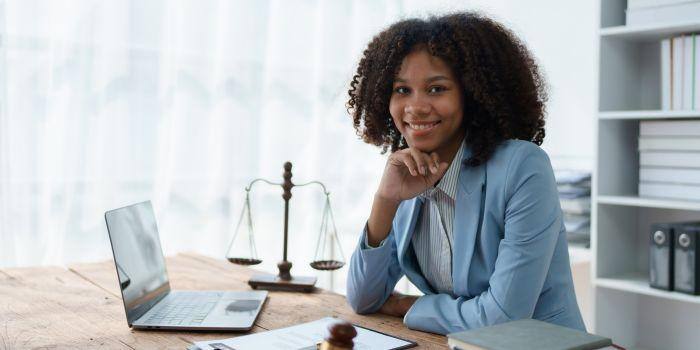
[639,119,700,201]
[555,170,591,247]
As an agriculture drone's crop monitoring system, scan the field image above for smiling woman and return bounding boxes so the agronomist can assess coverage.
[344,12,586,336]
[389,48,465,167]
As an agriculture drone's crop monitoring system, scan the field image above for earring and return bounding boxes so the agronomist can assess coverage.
[399,135,406,148]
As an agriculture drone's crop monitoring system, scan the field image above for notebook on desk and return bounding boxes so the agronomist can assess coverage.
[447,319,613,350]
[105,200,267,331]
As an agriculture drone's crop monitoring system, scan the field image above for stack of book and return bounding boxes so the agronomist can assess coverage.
[555,170,591,247]
[626,0,700,27]
[639,119,700,201]
[660,32,700,110]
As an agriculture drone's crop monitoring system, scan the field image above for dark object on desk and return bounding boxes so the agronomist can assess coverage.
[649,223,675,290]
[674,224,700,295]
[226,162,346,293]
[319,320,357,350]
[447,319,612,350]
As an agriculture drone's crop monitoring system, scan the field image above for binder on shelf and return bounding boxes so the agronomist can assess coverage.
[674,223,700,295]
[650,223,675,291]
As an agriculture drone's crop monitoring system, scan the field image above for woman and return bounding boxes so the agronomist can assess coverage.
[345,12,585,335]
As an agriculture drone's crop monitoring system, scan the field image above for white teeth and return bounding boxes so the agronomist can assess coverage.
[408,122,438,130]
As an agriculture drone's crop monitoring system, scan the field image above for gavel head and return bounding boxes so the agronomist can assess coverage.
[321,320,357,350]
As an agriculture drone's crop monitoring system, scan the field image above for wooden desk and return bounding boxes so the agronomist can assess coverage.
[0,253,446,349]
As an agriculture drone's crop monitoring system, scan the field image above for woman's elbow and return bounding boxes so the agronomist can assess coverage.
[346,290,380,315]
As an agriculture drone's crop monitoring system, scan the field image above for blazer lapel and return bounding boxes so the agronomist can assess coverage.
[452,146,486,296]
[395,196,434,293]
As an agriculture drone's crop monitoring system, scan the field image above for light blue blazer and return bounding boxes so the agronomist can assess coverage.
[346,140,586,335]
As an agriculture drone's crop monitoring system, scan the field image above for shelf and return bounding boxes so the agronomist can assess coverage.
[600,21,700,41]
[596,272,700,304]
[599,110,700,120]
[597,195,700,211]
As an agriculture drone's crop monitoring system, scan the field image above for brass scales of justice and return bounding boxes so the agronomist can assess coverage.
[225,162,346,292]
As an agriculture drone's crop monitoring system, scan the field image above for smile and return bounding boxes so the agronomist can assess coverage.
[406,121,440,130]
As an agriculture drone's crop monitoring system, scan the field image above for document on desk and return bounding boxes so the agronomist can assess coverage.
[189,317,417,350]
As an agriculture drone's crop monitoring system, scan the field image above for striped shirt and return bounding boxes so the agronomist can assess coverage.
[411,141,465,296]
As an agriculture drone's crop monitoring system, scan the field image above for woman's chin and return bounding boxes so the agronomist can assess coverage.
[407,141,439,154]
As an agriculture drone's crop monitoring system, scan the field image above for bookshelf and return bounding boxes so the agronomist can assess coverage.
[594,1,700,349]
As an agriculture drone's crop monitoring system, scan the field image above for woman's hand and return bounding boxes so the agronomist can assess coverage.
[366,147,449,246]
[376,147,449,204]
[379,293,419,317]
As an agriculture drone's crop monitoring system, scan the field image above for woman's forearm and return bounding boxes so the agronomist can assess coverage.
[366,193,400,246]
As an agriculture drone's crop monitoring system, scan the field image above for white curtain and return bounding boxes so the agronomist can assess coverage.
[0,0,598,295]
[0,0,470,293]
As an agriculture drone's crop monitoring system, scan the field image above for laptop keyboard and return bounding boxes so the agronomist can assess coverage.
[145,292,221,326]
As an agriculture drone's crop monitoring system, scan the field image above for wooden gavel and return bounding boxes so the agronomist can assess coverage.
[318,320,358,350]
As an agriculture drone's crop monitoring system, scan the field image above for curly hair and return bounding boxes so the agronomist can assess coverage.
[347,12,548,166]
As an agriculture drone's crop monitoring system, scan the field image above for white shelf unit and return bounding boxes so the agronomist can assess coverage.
[594,1,700,349]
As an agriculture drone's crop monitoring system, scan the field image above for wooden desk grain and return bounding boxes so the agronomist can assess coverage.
[0,253,446,349]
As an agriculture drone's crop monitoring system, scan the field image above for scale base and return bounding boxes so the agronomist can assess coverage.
[248,274,317,293]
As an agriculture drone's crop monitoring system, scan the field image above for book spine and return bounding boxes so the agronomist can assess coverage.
[662,38,672,110]
[638,136,700,151]
[684,35,694,110]
[640,151,700,168]
[626,2,700,25]
[695,33,700,110]
[628,0,700,10]
[690,33,698,110]
[640,119,700,136]
[639,182,700,201]
[640,167,700,185]
[673,36,684,110]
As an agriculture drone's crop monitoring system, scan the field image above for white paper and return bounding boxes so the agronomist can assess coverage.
[191,317,414,350]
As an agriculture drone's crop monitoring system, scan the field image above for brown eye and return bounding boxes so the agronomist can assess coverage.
[428,85,446,94]
[394,86,410,95]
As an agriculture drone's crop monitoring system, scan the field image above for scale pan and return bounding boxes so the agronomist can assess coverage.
[227,257,262,266]
[310,260,345,271]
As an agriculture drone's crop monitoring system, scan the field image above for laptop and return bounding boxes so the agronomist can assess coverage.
[105,200,267,331]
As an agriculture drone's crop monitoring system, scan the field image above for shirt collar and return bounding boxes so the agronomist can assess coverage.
[421,139,465,201]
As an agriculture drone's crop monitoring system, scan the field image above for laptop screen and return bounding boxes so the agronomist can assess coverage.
[105,201,170,325]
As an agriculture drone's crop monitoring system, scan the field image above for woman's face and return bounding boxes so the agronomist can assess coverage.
[389,49,464,157]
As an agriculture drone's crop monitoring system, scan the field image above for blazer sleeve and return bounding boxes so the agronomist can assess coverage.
[403,144,562,334]
[346,222,405,314]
